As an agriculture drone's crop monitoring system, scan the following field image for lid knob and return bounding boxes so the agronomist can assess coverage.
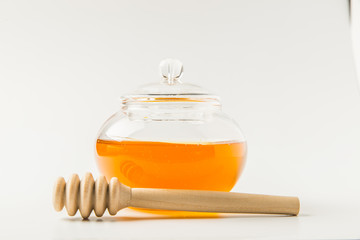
[159,59,183,85]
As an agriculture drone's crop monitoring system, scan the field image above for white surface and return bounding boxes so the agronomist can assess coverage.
[1,0,360,239]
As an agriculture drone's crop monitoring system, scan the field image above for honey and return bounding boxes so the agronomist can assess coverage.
[94,60,248,216]
[96,139,246,191]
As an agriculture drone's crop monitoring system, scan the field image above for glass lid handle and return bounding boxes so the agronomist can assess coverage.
[159,59,183,85]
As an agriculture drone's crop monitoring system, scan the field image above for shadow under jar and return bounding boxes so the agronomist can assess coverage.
[95,59,247,214]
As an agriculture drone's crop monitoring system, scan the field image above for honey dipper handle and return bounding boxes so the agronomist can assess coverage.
[130,189,300,215]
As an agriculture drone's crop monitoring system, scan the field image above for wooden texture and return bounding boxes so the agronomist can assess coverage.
[131,189,299,215]
[53,173,300,218]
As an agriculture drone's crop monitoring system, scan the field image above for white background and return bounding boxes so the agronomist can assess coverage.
[1,0,360,239]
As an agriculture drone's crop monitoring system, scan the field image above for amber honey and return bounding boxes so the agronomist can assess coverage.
[96,139,246,215]
[96,139,246,191]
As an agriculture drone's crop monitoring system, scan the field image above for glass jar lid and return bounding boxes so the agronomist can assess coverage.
[121,59,220,105]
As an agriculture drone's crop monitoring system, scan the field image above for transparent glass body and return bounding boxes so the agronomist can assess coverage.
[95,59,247,196]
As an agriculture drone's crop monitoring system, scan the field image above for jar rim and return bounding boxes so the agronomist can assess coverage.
[121,94,221,106]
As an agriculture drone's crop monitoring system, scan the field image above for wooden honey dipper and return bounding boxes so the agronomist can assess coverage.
[53,173,300,219]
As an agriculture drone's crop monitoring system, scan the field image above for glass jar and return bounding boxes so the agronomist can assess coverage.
[95,59,247,193]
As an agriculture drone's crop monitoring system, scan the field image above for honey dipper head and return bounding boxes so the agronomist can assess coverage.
[52,173,131,219]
